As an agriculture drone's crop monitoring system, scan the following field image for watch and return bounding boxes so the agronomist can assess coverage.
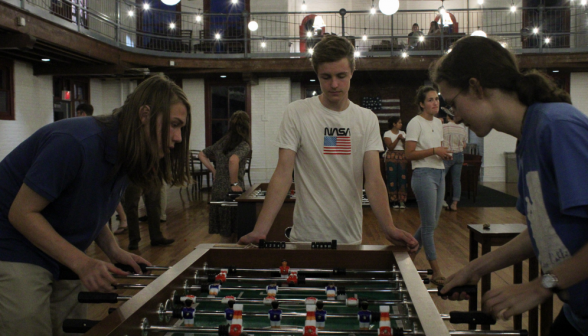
[541,273,560,293]
[231,182,240,187]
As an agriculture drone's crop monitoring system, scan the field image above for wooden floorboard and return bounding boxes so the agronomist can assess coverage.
[86,183,562,332]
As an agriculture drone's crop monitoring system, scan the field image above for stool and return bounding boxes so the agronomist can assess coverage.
[468,224,553,335]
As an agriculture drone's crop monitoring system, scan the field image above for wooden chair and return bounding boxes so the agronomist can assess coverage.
[181,29,193,53]
[244,152,252,187]
[189,150,212,194]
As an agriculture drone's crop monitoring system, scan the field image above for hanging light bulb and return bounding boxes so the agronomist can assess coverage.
[401,51,408,58]
[510,4,516,12]
[301,0,307,11]
[544,37,551,44]
[248,19,258,31]
[306,31,312,38]
[143,3,150,10]
[362,28,368,41]
[261,39,266,48]
[370,0,376,14]
[169,22,176,29]
[128,10,134,16]
[308,48,314,55]
[419,35,424,42]
[215,33,221,40]
[379,0,399,15]
[161,0,180,6]
[532,27,539,34]
[354,51,360,57]
[477,0,484,4]
[196,9,202,23]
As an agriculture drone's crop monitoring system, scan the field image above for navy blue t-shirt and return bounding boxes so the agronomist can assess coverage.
[516,102,588,319]
[0,117,127,279]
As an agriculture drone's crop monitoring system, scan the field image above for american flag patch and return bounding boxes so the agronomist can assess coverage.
[324,136,351,155]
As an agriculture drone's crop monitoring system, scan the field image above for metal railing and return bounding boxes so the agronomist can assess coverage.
[8,0,588,58]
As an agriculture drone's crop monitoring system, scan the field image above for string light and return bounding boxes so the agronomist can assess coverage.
[362,28,368,41]
[301,0,307,11]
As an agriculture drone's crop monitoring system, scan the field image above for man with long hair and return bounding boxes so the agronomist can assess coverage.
[0,74,191,335]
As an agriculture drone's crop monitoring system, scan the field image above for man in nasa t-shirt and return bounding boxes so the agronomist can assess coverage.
[239,35,417,251]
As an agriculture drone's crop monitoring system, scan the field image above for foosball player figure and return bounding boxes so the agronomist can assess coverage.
[268,301,283,328]
[303,304,318,336]
[378,305,391,336]
[225,300,235,325]
[182,299,196,327]
[209,283,221,297]
[315,301,327,329]
[216,269,228,283]
[266,282,278,297]
[325,282,337,300]
[279,259,290,278]
[357,301,371,330]
[286,271,298,285]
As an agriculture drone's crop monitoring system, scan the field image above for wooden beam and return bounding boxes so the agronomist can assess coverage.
[33,63,127,76]
[0,32,36,50]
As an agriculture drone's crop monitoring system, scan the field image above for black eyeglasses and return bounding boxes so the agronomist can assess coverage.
[446,88,466,112]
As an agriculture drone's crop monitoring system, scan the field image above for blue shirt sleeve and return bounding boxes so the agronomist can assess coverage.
[24,133,84,202]
[542,119,588,218]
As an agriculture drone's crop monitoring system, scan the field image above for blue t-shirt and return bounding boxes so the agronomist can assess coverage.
[268,309,282,321]
[315,310,327,322]
[358,310,371,322]
[516,102,588,320]
[0,117,127,279]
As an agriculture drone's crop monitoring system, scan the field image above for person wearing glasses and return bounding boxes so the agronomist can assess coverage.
[434,36,588,336]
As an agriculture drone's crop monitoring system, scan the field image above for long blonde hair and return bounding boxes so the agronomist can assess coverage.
[97,74,191,189]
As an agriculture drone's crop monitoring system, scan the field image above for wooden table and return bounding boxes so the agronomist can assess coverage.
[82,244,450,336]
[468,224,553,335]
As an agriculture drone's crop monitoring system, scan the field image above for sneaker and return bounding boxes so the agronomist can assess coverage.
[392,202,400,209]
[399,202,406,209]
[151,238,175,247]
[442,200,449,209]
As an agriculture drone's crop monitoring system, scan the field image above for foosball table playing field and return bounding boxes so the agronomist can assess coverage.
[70,244,529,336]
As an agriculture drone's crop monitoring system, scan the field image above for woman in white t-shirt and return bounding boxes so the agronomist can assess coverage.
[442,112,468,211]
[383,117,408,209]
[405,86,452,286]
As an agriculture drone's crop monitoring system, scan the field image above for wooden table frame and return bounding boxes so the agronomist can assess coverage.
[84,244,450,336]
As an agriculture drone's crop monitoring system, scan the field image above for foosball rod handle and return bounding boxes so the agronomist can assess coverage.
[114,262,150,274]
[449,311,497,325]
[62,319,100,333]
[436,285,477,297]
[78,292,129,303]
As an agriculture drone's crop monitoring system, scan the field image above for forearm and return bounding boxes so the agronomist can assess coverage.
[228,156,239,184]
[198,152,216,174]
[95,224,123,260]
[253,170,293,236]
[405,147,436,161]
[467,229,535,278]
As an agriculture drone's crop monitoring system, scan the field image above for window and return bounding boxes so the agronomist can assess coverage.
[205,81,250,146]
[0,59,14,121]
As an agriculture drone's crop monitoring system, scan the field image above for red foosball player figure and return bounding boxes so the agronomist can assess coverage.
[286,271,298,285]
[268,301,283,328]
[357,301,371,330]
[229,324,242,336]
[315,301,327,329]
[182,298,195,327]
[216,269,228,283]
[225,300,235,325]
[279,260,290,278]
[378,305,391,336]
[303,325,318,336]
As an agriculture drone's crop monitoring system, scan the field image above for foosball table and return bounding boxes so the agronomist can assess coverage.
[73,244,527,336]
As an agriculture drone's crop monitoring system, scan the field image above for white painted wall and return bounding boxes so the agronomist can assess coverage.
[0,61,52,160]
[250,78,291,183]
[183,78,206,151]
[571,72,588,118]
[481,130,517,182]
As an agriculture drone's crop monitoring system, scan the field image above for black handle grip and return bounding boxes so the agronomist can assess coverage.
[426,269,434,275]
[78,292,119,303]
[114,263,148,274]
[437,285,477,297]
[422,278,430,284]
[449,311,496,325]
[62,319,100,333]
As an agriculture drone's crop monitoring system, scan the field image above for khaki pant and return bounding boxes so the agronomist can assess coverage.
[0,261,87,336]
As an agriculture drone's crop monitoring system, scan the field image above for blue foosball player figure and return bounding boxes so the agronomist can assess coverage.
[357,301,371,330]
[315,300,327,329]
[182,299,196,327]
[268,301,283,328]
[325,282,337,300]
[266,282,278,297]
[225,300,235,325]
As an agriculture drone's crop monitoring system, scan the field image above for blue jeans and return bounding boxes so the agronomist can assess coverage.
[411,168,445,261]
[443,152,464,202]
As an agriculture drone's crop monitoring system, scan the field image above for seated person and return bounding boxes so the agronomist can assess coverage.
[428,21,441,36]
[408,23,424,49]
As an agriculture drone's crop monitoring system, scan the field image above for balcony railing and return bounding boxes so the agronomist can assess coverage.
[6,0,588,58]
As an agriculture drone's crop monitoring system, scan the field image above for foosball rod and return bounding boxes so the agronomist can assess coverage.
[138,318,528,336]
[196,276,410,284]
[199,264,434,275]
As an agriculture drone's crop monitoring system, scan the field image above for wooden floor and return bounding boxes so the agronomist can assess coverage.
[87,182,562,332]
